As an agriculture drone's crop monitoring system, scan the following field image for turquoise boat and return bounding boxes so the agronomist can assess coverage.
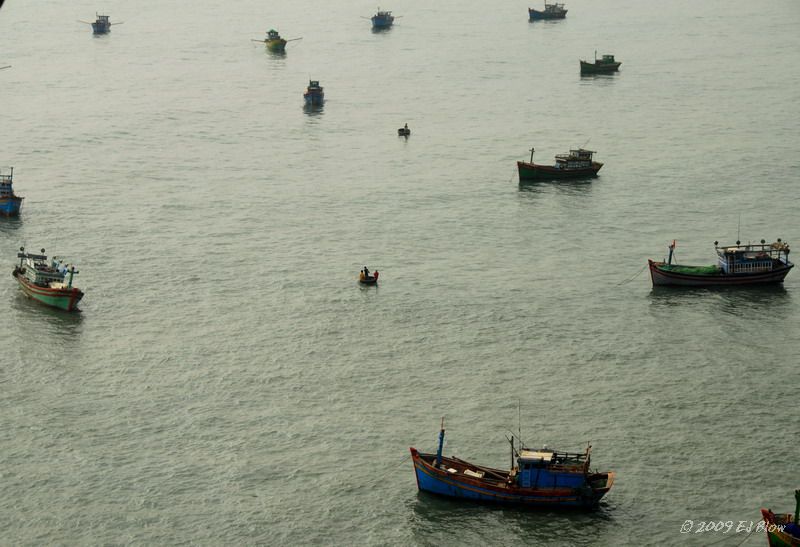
[0,166,23,216]
[12,247,84,311]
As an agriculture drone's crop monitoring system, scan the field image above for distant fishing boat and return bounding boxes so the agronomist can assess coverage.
[761,490,800,547]
[410,419,614,509]
[580,53,621,74]
[359,267,379,285]
[79,13,121,35]
[398,123,410,136]
[12,247,84,311]
[0,166,23,216]
[648,239,793,287]
[252,29,302,53]
[528,2,567,20]
[370,10,395,29]
[517,147,603,181]
[304,80,324,106]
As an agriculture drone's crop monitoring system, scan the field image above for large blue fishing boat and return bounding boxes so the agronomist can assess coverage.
[0,166,23,216]
[410,419,614,509]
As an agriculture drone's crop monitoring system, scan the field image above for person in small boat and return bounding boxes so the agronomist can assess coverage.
[363,266,370,278]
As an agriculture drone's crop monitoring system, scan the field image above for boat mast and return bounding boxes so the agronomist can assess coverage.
[668,240,676,265]
[529,147,535,163]
[67,266,78,288]
[436,417,445,468]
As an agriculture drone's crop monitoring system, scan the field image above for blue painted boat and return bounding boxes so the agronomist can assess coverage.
[529,2,567,20]
[410,419,614,509]
[0,166,23,217]
[371,10,395,29]
[79,13,121,35]
[304,80,324,106]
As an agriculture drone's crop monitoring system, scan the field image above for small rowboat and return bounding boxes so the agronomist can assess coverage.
[359,269,379,285]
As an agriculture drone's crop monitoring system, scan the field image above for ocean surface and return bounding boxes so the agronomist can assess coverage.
[1,0,799,545]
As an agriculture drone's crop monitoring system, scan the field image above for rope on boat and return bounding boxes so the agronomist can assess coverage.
[617,263,648,285]
[367,453,412,485]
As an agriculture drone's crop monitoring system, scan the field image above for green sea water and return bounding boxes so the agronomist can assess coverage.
[1,0,798,545]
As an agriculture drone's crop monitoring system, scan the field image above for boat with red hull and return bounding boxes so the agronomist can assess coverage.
[760,490,800,546]
[517,147,603,181]
[410,419,614,509]
[12,247,84,311]
[648,239,792,287]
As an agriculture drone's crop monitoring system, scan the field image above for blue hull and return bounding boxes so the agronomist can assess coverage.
[529,9,567,20]
[372,18,394,28]
[0,197,22,216]
[304,94,324,106]
[411,449,612,509]
[92,23,110,34]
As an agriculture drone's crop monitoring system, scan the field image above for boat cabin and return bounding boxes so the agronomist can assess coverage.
[515,447,589,489]
[267,29,280,40]
[600,54,616,64]
[554,148,596,169]
[543,3,566,14]
[0,167,13,197]
[716,240,791,274]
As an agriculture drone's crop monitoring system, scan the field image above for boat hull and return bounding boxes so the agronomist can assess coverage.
[517,160,602,181]
[12,269,84,311]
[648,260,793,287]
[761,509,800,547]
[528,8,567,20]
[266,39,287,52]
[372,17,394,28]
[92,23,110,34]
[0,196,23,216]
[410,448,613,509]
[580,61,621,74]
[304,93,324,106]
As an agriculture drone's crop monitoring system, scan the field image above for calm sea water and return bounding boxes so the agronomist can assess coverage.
[1,0,799,545]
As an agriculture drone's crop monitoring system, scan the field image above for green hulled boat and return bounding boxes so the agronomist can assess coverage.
[12,247,84,311]
[252,29,301,53]
[761,490,800,547]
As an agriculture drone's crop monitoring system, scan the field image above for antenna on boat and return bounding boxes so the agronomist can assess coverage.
[518,398,522,449]
[737,212,741,245]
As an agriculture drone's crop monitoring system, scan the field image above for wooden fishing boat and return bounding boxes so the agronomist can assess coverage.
[580,53,621,74]
[528,2,567,20]
[370,10,395,29]
[359,268,379,285]
[761,490,800,547]
[517,147,603,181]
[648,239,793,287]
[304,80,324,106]
[251,29,302,52]
[12,247,84,311]
[0,166,23,216]
[410,419,614,509]
[79,14,121,34]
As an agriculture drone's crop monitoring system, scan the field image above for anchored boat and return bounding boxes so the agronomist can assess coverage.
[648,239,793,287]
[12,247,84,311]
[529,2,567,20]
[304,80,324,106]
[0,166,23,216]
[370,10,395,29]
[580,53,621,74]
[79,13,121,35]
[410,419,614,509]
[517,147,603,181]
[761,490,800,547]
[252,29,302,53]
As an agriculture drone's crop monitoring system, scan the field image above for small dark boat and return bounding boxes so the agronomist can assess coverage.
[370,10,395,29]
[410,419,614,509]
[0,166,23,217]
[648,239,793,287]
[761,490,800,547]
[79,13,121,35]
[517,147,602,181]
[529,2,567,20]
[580,53,621,74]
[398,124,411,136]
[304,80,324,106]
[359,267,379,285]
